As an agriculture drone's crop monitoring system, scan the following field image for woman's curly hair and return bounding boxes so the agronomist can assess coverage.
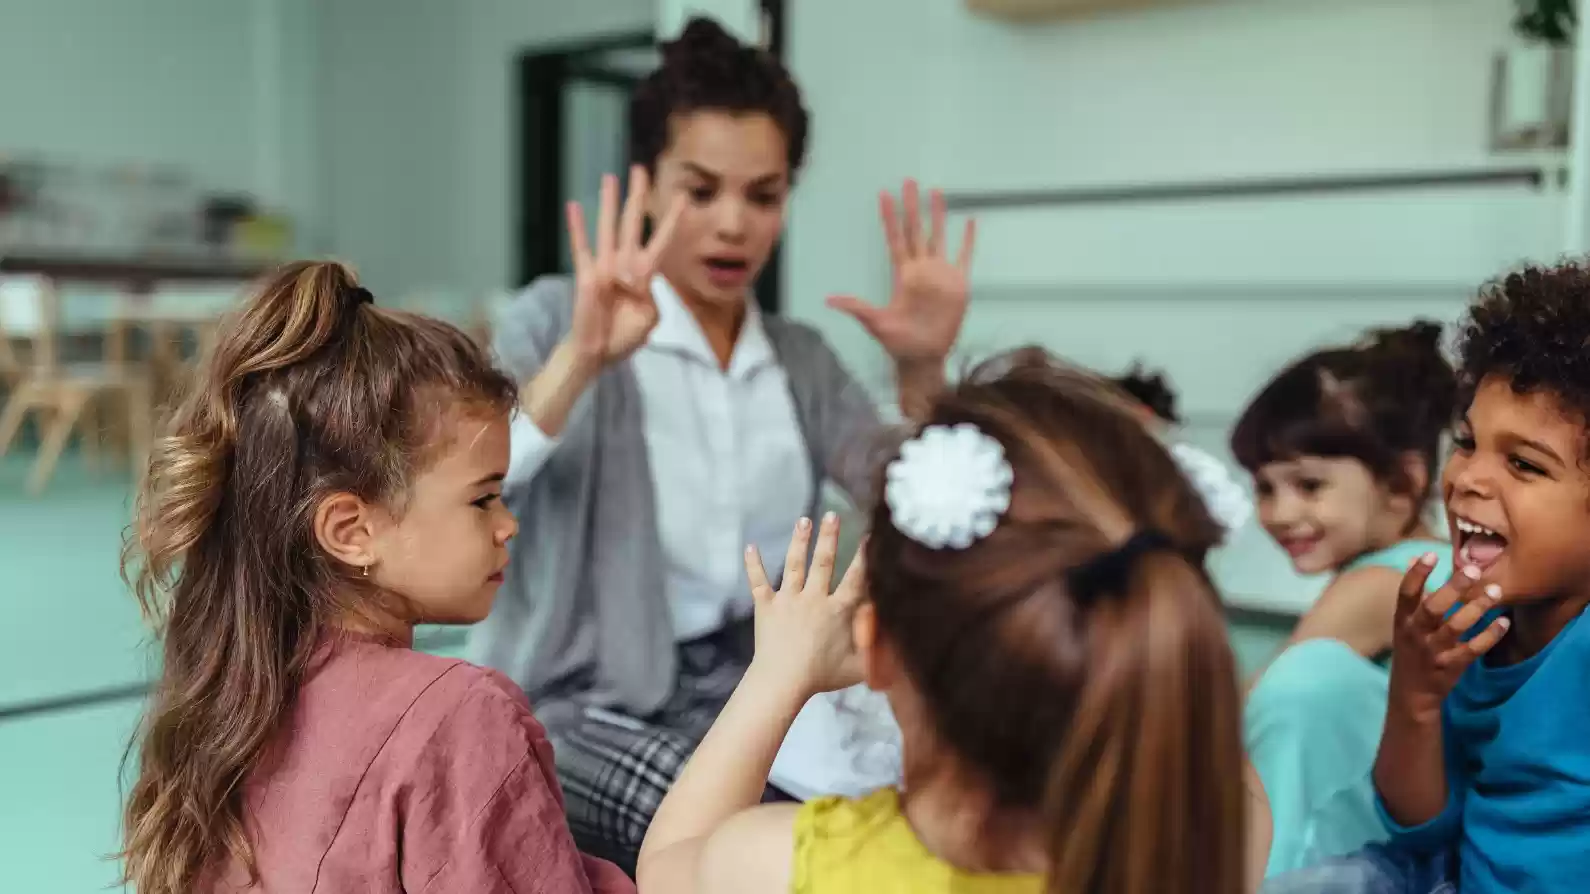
[1459,261,1590,450]
[629,16,809,179]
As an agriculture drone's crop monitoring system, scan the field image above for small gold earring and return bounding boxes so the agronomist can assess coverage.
[361,564,370,579]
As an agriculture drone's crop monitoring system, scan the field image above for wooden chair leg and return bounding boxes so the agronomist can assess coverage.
[126,378,154,491]
[81,394,101,473]
[0,385,35,459]
[28,391,87,495]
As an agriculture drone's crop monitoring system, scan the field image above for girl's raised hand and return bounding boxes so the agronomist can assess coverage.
[566,165,685,368]
[745,514,867,698]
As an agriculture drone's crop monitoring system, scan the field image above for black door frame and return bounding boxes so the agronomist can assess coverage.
[516,1,789,315]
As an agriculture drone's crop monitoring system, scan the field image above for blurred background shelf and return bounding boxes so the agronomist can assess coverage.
[0,251,274,287]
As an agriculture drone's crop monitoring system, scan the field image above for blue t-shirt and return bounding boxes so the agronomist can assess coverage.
[1378,605,1590,892]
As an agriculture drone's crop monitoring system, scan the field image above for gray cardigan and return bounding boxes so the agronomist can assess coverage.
[467,276,888,715]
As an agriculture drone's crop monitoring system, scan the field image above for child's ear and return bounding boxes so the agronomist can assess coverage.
[313,492,379,573]
[1384,452,1431,527]
[852,602,898,691]
[1396,451,1430,502]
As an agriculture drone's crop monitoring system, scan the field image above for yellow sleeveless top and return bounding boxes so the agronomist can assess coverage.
[792,788,1044,893]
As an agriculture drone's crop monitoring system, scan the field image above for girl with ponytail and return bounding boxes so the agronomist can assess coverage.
[636,349,1247,894]
[119,261,632,893]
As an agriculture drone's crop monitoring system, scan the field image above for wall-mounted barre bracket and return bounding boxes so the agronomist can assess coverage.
[942,165,1558,212]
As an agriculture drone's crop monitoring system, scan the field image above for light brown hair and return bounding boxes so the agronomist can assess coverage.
[118,261,516,894]
[865,348,1245,894]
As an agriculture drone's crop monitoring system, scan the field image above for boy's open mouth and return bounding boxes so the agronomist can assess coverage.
[1455,516,1508,570]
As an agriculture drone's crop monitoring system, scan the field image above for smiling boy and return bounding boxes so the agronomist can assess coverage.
[1263,262,1590,893]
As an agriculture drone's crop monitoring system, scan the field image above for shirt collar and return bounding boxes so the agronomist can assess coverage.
[647,275,774,377]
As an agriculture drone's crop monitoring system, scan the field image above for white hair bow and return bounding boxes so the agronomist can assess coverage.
[885,423,1013,549]
[1169,442,1251,534]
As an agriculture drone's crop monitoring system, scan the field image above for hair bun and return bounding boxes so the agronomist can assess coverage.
[1360,318,1457,428]
[1362,319,1445,359]
[1402,320,1442,350]
[665,16,744,62]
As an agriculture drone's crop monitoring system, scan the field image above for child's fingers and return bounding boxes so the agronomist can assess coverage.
[744,545,774,604]
[807,513,839,596]
[1452,614,1512,665]
[1414,564,1478,635]
[781,517,813,594]
[1432,583,1501,651]
[1396,553,1438,620]
[834,536,868,610]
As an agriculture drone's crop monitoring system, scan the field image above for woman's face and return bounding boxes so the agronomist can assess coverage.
[646,110,790,308]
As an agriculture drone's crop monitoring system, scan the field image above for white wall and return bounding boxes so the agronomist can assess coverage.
[454,0,657,293]
[317,0,654,297]
[0,0,321,250]
[788,0,1558,612]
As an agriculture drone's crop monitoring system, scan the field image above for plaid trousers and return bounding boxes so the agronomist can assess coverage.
[536,618,792,874]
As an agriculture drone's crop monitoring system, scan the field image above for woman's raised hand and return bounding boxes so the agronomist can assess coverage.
[827,179,976,368]
[566,165,685,368]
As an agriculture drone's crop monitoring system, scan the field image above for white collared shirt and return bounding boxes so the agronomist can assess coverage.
[506,276,813,642]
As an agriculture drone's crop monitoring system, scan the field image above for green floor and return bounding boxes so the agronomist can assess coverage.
[0,454,1290,893]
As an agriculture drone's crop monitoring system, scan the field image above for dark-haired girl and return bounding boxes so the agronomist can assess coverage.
[469,17,975,869]
[1232,322,1459,877]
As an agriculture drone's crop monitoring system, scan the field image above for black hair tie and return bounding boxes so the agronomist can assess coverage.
[1068,529,1177,600]
[345,286,375,308]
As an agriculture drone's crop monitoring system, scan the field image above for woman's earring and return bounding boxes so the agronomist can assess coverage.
[361,564,370,579]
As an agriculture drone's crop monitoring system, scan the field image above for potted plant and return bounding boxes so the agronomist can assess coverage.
[1494,0,1577,150]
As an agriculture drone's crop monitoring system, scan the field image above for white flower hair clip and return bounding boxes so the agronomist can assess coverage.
[885,423,1013,549]
[1169,442,1252,534]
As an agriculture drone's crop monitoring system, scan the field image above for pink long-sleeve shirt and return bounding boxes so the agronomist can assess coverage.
[208,634,632,893]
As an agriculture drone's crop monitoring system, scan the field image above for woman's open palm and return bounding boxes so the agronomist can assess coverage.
[566,166,684,367]
[828,180,976,366]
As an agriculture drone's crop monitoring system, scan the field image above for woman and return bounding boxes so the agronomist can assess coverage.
[468,17,975,870]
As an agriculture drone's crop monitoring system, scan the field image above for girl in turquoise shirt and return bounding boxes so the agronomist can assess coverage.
[1230,322,1457,878]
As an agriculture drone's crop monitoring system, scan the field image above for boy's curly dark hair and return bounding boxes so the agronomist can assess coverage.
[629,17,809,180]
[1459,260,1590,445]
[1111,363,1180,425]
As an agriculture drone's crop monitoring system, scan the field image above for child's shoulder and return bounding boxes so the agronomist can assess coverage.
[1343,538,1451,587]
[796,788,902,843]
[394,652,541,739]
[313,640,543,746]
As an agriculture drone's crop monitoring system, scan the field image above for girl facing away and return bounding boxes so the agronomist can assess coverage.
[1229,321,1458,878]
[118,262,632,893]
[635,350,1249,894]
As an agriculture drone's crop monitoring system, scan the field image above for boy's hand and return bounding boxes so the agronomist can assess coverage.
[1388,555,1510,723]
